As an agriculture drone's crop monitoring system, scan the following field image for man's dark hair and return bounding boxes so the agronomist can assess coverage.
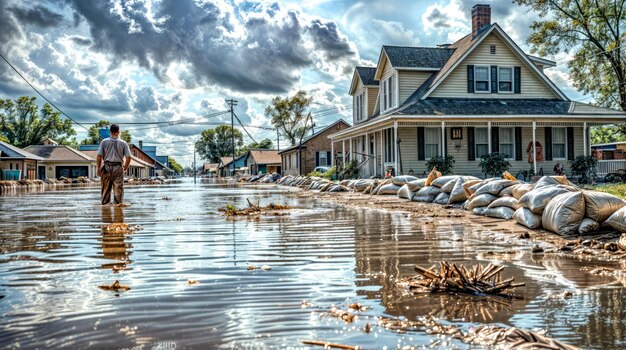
[110,124,120,133]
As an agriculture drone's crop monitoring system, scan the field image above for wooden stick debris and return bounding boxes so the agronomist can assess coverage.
[302,340,358,350]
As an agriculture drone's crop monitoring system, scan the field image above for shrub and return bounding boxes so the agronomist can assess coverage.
[425,155,455,175]
[479,152,511,178]
[516,167,535,182]
[569,155,597,184]
[339,160,359,180]
[307,166,336,180]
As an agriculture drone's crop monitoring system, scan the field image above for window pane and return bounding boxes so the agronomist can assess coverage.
[475,67,489,80]
[425,128,439,143]
[499,67,512,81]
[499,128,513,143]
[499,82,512,91]
[476,144,489,158]
[553,128,566,143]
[425,144,438,159]
[500,144,513,158]
[476,81,489,91]
[553,144,566,158]
[476,128,488,143]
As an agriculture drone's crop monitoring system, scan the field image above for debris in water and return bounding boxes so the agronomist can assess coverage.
[161,197,172,200]
[348,302,367,312]
[219,199,293,217]
[363,322,371,333]
[402,262,525,298]
[247,264,271,271]
[101,223,142,234]
[301,340,359,350]
[98,280,130,292]
[187,279,200,285]
[517,231,530,239]
[531,245,544,254]
[301,300,313,308]
[322,306,356,323]
[461,325,579,349]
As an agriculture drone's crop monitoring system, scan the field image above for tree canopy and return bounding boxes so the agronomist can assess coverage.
[0,96,76,148]
[195,125,244,163]
[265,90,314,146]
[237,138,274,156]
[168,158,183,174]
[81,120,132,144]
[591,125,626,144]
[515,0,626,111]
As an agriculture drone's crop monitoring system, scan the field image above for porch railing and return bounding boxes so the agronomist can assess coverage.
[596,160,626,176]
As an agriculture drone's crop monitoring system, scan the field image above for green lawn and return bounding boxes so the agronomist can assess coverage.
[589,183,626,199]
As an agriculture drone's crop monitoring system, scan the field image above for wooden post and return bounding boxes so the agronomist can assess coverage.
[441,121,446,157]
[532,121,537,174]
[365,132,369,177]
[342,139,345,168]
[488,121,492,153]
[394,121,399,176]
[583,122,587,156]
[331,140,334,167]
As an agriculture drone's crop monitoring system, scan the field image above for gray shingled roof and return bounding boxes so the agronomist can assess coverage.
[397,98,572,115]
[278,120,351,154]
[0,141,44,160]
[383,46,455,69]
[355,67,378,86]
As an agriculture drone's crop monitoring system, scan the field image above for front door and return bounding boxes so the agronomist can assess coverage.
[38,166,46,180]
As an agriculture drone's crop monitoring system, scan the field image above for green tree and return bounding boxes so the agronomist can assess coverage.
[237,138,274,156]
[168,158,183,174]
[515,0,626,112]
[195,125,244,163]
[81,120,132,144]
[591,125,624,144]
[0,96,76,148]
[265,90,314,146]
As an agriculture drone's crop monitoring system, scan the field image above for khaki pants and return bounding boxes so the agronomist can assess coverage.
[101,164,124,205]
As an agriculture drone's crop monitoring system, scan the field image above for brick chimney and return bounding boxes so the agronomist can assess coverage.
[471,4,491,37]
[139,140,143,149]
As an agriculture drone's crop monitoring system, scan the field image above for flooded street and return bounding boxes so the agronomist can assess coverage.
[1,179,625,349]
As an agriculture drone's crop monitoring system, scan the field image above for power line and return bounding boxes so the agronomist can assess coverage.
[233,112,257,144]
[126,110,230,131]
[0,51,90,131]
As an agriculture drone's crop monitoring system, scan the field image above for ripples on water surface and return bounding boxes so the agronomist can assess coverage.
[0,179,625,349]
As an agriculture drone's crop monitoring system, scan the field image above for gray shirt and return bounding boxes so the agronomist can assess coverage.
[97,137,131,163]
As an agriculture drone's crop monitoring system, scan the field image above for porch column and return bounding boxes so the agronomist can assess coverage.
[342,139,345,167]
[394,121,399,175]
[331,140,334,167]
[488,121,492,153]
[365,132,369,176]
[583,122,587,156]
[532,121,537,174]
[441,121,446,157]
[349,137,353,162]
[373,132,377,176]
[379,131,384,177]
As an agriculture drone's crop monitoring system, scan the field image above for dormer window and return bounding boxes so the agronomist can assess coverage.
[354,93,364,121]
[474,66,490,92]
[380,73,397,112]
[498,67,513,92]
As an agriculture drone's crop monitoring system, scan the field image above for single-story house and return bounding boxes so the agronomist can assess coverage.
[591,141,626,160]
[279,120,351,176]
[81,149,155,179]
[25,143,97,179]
[245,150,281,175]
[330,4,625,179]
[218,157,233,177]
[203,163,219,176]
[218,155,248,176]
[0,141,44,180]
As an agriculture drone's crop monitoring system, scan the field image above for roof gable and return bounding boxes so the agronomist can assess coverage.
[248,149,281,164]
[374,46,455,80]
[350,67,378,95]
[0,141,44,160]
[24,145,94,162]
[278,119,350,154]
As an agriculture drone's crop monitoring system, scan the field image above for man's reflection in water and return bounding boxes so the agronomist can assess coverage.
[101,205,132,272]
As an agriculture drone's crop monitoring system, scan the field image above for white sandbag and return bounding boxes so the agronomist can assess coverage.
[340,179,351,187]
[448,178,468,204]
[392,175,418,186]
[466,193,498,211]
[542,192,585,235]
[440,177,459,193]
[328,185,349,192]
[431,176,460,188]
[433,192,450,204]
[534,175,573,189]
[487,197,521,210]
[499,186,515,197]
[604,206,626,232]
[377,183,402,195]
[413,195,435,202]
[472,206,488,215]
[513,208,542,229]
[462,179,483,197]
[397,184,416,200]
[583,191,626,223]
[473,180,517,197]
[371,179,392,195]
[511,183,533,199]
[519,185,577,214]
[353,180,371,192]
[406,179,427,192]
[483,206,516,220]
[417,186,441,197]
[578,218,600,234]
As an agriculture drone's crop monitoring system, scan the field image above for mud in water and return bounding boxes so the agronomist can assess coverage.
[0,179,625,349]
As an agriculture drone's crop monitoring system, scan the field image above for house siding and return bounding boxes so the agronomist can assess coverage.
[367,87,378,117]
[398,71,433,104]
[398,127,420,175]
[430,33,559,99]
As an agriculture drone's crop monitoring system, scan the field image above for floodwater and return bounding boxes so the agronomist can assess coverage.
[0,179,625,349]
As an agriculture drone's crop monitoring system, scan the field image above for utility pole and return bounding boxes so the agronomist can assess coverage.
[193,142,197,184]
[276,128,280,151]
[225,99,238,176]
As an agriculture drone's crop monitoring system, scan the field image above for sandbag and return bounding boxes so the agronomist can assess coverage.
[328,185,349,192]
[371,179,392,195]
[511,184,533,199]
[417,186,441,197]
[462,180,483,197]
[448,178,468,204]
[483,206,516,220]
[392,175,418,186]
[466,193,498,211]
[397,184,416,200]
[433,192,450,204]
[583,191,626,223]
[425,167,442,186]
[352,180,371,192]
[413,195,435,202]
[542,192,585,235]
[431,175,460,188]
[340,179,351,187]
[604,206,626,232]
[535,175,573,189]
[473,180,517,197]
[377,183,402,195]
[440,177,460,193]
[472,207,488,215]
[407,179,427,192]
[487,197,521,210]
[513,208,542,229]
[498,186,515,197]
[578,218,600,234]
[519,185,577,215]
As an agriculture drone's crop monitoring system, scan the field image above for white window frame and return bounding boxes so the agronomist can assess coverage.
[552,127,567,160]
[498,66,513,93]
[475,127,489,160]
[424,127,440,160]
[499,127,515,159]
[318,151,328,166]
[474,65,490,93]
[380,72,397,112]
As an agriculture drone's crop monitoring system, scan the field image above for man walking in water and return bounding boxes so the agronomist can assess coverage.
[97,124,131,205]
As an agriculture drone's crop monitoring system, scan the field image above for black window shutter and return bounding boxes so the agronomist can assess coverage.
[315,152,319,167]
[514,66,521,94]
[327,151,331,165]
[545,127,553,161]
[444,127,448,156]
[467,127,475,161]
[467,65,475,93]
[515,127,522,161]
[491,127,500,153]
[567,127,574,161]
[491,65,498,93]
[417,127,425,161]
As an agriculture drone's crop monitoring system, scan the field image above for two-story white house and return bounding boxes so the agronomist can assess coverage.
[331,4,625,178]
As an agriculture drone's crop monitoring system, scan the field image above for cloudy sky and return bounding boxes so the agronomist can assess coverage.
[0,0,586,165]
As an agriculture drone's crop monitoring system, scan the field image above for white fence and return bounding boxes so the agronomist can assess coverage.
[596,160,626,176]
